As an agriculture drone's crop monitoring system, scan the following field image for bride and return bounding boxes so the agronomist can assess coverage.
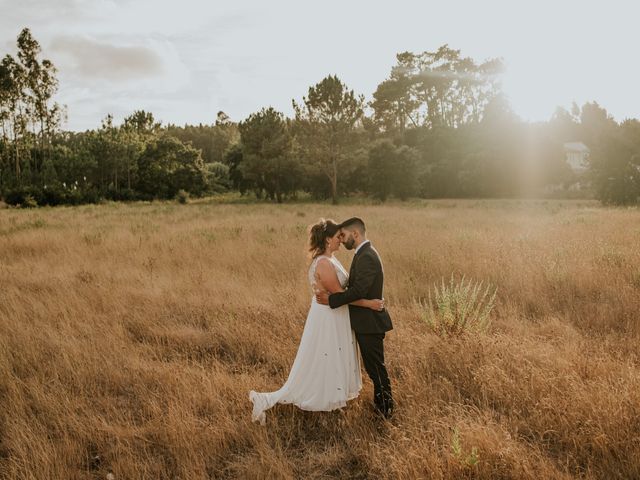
[249,218,385,424]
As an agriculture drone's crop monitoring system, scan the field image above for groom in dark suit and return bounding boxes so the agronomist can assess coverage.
[316,217,394,419]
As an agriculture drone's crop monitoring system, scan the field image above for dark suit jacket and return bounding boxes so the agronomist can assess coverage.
[328,242,393,334]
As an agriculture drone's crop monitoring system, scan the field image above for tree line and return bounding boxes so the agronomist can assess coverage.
[1,29,639,207]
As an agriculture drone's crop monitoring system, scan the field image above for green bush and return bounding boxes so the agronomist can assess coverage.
[450,427,480,467]
[4,186,42,207]
[22,194,38,208]
[422,275,497,337]
[41,184,66,206]
[65,188,83,205]
[80,188,102,204]
[176,189,190,204]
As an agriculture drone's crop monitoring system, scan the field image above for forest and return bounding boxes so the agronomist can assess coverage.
[1,28,639,207]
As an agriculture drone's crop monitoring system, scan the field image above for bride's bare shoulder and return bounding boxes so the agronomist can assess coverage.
[313,256,335,275]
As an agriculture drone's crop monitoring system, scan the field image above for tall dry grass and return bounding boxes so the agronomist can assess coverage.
[0,198,639,479]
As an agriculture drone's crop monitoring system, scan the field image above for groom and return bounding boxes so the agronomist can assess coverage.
[316,217,394,419]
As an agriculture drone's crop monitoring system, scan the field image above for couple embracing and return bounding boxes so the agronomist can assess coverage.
[249,217,394,425]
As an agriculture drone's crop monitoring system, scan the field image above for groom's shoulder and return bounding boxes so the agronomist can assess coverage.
[362,244,382,263]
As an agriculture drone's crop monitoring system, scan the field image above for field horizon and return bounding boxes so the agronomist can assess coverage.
[1,198,639,479]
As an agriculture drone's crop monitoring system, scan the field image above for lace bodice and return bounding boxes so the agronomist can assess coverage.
[308,255,349,291]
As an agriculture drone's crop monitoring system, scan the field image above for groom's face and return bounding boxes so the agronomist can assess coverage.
[340,228,356,250]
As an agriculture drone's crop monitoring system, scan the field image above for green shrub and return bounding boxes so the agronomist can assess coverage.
[80,188,102,204]
[422,275,497,337]
[22,194,38,208]
[41,184,66,205]
[450,427,480,467]
[176,189,190,204]
[4,186,42,206]
[65,188,83,205]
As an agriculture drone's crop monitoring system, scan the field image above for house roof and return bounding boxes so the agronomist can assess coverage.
[563,142,590,153]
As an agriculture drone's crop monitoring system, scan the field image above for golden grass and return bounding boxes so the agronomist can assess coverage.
[0,198,639,479]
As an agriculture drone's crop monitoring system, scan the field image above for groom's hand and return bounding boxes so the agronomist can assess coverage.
[315,290,329,305]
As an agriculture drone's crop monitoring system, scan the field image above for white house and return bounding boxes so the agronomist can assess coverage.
[564,142,590,172]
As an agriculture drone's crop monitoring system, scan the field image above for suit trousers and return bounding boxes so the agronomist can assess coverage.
[355,332,393,415]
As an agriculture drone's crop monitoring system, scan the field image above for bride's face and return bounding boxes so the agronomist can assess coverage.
[326,231,341,253]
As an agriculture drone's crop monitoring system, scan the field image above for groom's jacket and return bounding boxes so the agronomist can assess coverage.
[328,242,393,334]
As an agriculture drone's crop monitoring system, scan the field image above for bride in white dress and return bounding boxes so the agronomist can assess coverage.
[249,218,385,425]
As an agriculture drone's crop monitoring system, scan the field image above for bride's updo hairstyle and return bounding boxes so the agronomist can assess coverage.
[308,218,340,259]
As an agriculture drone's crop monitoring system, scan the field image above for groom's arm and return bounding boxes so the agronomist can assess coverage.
[328,253,378,309]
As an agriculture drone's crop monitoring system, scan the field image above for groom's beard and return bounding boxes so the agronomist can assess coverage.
[343,237,355,250]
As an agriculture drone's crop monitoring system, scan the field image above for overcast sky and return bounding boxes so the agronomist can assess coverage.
[1,0,638,131]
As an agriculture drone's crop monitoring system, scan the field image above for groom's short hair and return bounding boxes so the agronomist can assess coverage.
[339,217,366,234]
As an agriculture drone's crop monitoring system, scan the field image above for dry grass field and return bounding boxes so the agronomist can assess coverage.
[1,198,639,479]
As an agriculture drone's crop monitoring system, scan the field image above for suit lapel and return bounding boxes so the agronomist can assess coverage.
[348,255,356,286]
[348,241,371,286]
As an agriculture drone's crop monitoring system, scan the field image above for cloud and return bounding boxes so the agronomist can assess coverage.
[46,34,192,130]
[50,35,163,81]
[3,0,638,131]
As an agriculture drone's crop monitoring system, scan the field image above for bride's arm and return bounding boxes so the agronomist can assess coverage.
[314,259,383,311]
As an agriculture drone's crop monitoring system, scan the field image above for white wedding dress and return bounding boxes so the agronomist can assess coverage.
[249,254,362,425]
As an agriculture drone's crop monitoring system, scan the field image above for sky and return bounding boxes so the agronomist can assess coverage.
[1,0,638,131]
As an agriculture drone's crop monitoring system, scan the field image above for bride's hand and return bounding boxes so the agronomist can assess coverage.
[369,299,385,311]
